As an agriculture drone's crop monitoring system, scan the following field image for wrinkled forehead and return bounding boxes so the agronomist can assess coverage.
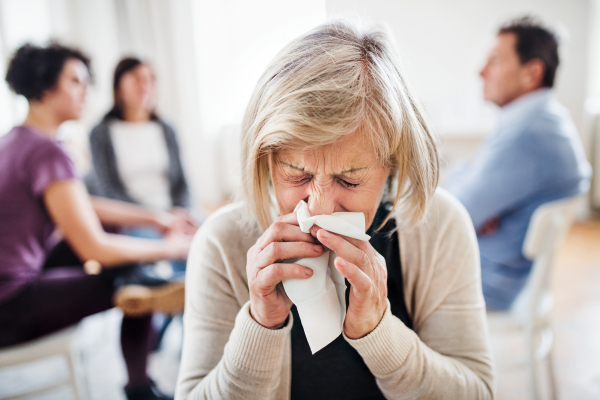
[272,131,380,173]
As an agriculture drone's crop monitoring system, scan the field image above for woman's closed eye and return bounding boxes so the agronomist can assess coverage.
[337,177,360,188]
[282,171,361,189]
[286,174,312,186]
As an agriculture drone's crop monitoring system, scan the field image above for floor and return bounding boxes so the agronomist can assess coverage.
[1,220,599,400]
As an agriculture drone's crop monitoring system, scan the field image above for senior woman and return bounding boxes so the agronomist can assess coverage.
[176,20,495,400]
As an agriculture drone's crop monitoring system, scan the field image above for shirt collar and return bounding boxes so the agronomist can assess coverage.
[498,88,553,126]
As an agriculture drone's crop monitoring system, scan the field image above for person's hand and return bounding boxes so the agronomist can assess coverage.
[154,211,178,234]
[311,226,388,339]
[163,231,194,260]
[247,213,322,329]
[154,209,199,236]
[170,207,200,235]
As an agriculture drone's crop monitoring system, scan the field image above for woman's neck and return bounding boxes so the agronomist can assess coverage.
[22,103,63,140]
[122,106,151,123]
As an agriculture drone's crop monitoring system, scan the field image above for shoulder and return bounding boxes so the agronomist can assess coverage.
[190,202,263,263]
[10,129,79,194]
[187,202,262,302]
[523,98,574,138]
[399,187,477,269]
[408,187,474,237]
[22,130,72,166]
[90,120,111,140]
[200,202,257,236]
[156,119,177,136]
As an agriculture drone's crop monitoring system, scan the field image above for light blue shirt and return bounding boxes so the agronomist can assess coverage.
[445,88,591,269]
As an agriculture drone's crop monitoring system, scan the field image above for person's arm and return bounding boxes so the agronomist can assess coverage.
[44,179,190,267]
[342,192,494,399]
[90,195,174,232]
[448,132,540,230]
[176,209,315,400]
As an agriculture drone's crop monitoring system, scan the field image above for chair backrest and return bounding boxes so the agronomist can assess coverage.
[514,196,582,319]
[523,196,582,260]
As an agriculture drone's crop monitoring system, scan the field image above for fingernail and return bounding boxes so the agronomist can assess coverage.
[320,230,330,238]
[305,268,313,276]
[314,245,322,252]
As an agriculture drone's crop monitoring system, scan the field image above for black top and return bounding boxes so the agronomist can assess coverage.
[290,203,413,400]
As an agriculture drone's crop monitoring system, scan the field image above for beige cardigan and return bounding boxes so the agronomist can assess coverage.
[175,188,495,399]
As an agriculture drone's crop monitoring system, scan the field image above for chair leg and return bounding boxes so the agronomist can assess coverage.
[547,345,559,400]
[65,350,80,400]
[67,348,89,400]
[527,329,541,400]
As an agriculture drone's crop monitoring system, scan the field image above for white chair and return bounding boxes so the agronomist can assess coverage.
[486,196,582,400]
[0,326,88,400]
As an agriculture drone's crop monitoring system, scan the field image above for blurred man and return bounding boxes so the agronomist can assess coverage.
[445,17,591,310]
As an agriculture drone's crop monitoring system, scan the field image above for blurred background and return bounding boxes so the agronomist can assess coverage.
[0,0,598,399]
[1,0,599,212]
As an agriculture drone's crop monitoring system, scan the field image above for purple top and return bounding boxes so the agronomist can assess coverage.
[0,126,78,304]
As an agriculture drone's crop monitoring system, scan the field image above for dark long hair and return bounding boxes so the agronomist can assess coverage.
[103,57,158,121]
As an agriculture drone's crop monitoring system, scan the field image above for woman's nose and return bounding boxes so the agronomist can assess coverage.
[306,193,336,216]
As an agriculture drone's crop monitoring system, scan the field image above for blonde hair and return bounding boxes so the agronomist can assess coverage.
[241,19,439,230]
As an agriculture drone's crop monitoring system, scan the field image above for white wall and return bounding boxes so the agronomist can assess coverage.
[189,0,326,206]
[326,0,590,142]
[191,0,326,140]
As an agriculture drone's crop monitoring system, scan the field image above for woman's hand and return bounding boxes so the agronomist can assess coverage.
[247,213,322,329]
[312,226,388,339]
[154,209,198,236]
[154,211,178,233]
[170,207,200,235]
[163,231,194,260]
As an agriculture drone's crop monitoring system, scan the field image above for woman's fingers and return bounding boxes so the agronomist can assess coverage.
[256,263,313,292]
[276,212,300,225]
[309,225,370,250]
[316,229,371,271]
[255,219,316,251]
[254,241,323,268]
[334,257,372,296]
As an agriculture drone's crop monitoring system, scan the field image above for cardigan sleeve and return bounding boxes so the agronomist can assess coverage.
[175,206,291,400]
[345,189,495,399]
[161,121,191,208]
[88,121,137,203]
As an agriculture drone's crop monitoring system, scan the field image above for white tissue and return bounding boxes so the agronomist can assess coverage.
[282,200,370,354]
